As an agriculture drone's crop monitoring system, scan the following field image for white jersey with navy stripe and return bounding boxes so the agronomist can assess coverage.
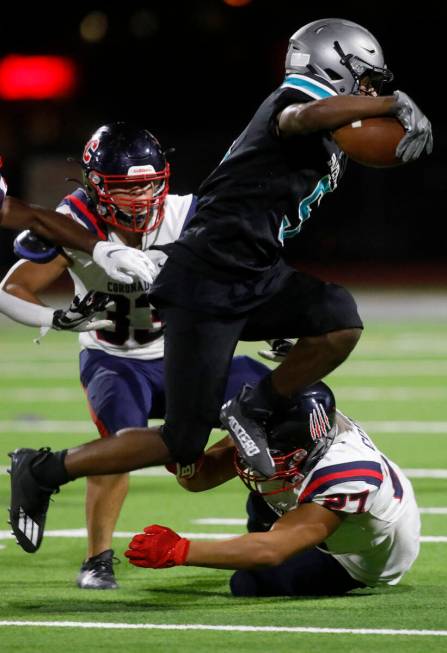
[266,411,420,587]
[57,189,195,360]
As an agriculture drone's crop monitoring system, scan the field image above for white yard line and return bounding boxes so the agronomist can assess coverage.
[331,361,447,376]
[361,421,447,433]
[0,360,79,380]
[2,466,447,479]
[0,620,446,636]
[3,386,447,403]
[195,510,446,521]
[421,537,447,542]
[2,360,447,378]
[0,389,82,402]
[0,421,94,433]
[194,518,246,525]
[0,530,236,541]
[335,387,447,401]
[418,508,447,514]
[0,530,445,542]
[1,420,447,434]
[402,469,447,478]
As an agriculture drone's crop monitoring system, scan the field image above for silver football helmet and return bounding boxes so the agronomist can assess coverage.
[285,18,393,95]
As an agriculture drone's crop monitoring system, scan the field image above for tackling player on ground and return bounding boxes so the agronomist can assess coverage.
[126,382,420,597]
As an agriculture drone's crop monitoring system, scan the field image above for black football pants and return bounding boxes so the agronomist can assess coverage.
[158,270,362,464]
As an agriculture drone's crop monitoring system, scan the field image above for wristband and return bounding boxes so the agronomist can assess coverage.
[173,537,190,565]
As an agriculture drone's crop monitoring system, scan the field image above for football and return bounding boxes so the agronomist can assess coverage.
[331,117,406,168]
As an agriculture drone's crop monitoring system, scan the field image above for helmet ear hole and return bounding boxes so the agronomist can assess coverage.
[325,68,344,81]
[266,381,337,472]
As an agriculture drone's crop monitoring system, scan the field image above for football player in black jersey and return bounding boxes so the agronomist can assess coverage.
[149,17,432,476]
[8,19,433,555]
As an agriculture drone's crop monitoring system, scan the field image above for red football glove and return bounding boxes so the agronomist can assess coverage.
[124,524,190,569]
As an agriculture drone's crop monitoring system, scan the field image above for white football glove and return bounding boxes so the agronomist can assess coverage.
[393,90,433,163]
[258,338,295,362]
[92,241,157,286]
[52,290,113,332]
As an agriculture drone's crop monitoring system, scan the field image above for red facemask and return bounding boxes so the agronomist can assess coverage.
[87,163,170,233]
[235,447,308,497]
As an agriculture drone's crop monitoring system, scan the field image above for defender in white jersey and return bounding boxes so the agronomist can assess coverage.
[57,188,194,361]
[124,382,420,596]
[1,123,270,589]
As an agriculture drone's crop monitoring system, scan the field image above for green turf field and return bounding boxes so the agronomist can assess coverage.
[1,318,446,652]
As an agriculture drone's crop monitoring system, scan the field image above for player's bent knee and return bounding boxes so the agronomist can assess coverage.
[325,284,363,329]
[161,421,212,465]
[300,327,361,364]
[327,327,362,360]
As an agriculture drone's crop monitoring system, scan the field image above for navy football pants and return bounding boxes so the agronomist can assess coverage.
[80,349,269,437]
[230,492,365,597]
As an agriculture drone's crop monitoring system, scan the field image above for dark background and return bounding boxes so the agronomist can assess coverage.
[0,1,443,282]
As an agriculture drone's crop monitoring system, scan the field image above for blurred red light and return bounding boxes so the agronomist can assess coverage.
[223,0,252,6]
[0,55,76,100]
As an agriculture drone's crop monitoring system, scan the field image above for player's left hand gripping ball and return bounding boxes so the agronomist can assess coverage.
[125,525,190,569]
[393,90,433,162]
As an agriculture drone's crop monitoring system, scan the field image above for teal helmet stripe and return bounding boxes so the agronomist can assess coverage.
[281,74,337,99]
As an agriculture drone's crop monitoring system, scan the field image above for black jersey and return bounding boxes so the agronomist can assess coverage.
[151,73,347,314]
[168,73,346,278]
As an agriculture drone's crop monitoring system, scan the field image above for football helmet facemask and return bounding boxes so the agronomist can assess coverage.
[81,122,170,234]
[285,18,393,95]
[235,382,337,512]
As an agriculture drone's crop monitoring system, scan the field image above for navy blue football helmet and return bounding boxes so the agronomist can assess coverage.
[81,122,170,233]
[236,382,337,501]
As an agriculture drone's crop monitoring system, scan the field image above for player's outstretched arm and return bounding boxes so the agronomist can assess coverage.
[0,197,100,253]
[0,258,112,332]
[0,187,156,286]
[0,257,69,327]
[125,502,342,571]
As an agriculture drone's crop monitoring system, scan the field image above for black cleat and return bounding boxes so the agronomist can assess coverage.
[8,448,58,553]
[77,549,119,589]
[220,384,275,477]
